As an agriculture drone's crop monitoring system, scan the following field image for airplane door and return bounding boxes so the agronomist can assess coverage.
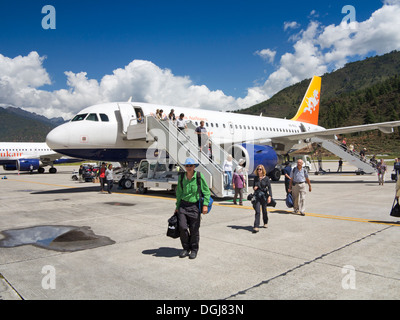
[118,103,136,134]
[228,121,234,135]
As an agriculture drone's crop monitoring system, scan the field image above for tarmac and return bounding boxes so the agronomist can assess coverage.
[0,162,399,301]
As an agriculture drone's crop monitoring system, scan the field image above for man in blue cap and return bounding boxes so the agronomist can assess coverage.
[175,158,211,259]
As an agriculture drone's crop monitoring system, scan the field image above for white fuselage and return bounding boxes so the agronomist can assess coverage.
[46,102,326,162]
[0,142,55,162]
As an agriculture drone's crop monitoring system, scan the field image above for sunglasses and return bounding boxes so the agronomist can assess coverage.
[257,168,263,171]
[185,165,194,168]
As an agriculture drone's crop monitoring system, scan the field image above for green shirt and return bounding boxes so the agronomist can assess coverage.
[176,171,211,209]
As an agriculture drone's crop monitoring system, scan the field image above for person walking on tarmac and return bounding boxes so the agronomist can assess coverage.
[175,158,211,260]
[288,159,312,216]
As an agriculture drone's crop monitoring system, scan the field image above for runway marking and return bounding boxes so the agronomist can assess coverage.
[6,177,400,227]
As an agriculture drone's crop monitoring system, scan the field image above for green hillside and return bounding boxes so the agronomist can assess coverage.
[238,50,400,155]
[0,107,55,142]
[239,50,400,122]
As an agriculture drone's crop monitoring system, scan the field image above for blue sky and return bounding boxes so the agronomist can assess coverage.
[0,0,399,119]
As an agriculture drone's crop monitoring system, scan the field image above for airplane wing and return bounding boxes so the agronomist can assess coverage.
[39,153,64,163]
[276,120,400,142]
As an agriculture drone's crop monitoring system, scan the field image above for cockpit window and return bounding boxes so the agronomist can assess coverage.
[100,114,109,122]
[71,113,88,122]
[86,113,99,121]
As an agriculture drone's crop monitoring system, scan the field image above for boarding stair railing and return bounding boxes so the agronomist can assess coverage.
[144,116,244,197]
[311,137,376,174]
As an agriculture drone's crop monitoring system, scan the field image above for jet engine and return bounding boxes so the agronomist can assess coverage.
[3,164,17,171]
[228,143,281,181]
[17,159,41,171]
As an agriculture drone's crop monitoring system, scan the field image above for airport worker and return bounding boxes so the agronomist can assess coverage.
[78,165,84,182]
[288,159,312,216]
[337,158,343,172]
[396,176,400,200]
[105,164,114,194]
[175,158,211,259]
[252,165,272,233]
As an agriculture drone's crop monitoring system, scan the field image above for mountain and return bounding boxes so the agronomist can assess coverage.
[239,50,400,124]
[238,50,400,155]
[0,105,65,142]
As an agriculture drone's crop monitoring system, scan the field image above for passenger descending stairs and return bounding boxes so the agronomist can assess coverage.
[127,115,246,197]
[311,137,376,174]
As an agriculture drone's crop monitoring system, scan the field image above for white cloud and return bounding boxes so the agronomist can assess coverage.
[0,54,267,119]
[254,49,276,64]
[252,1,400,102]
[283,21,300,31]
[1,2,400,119]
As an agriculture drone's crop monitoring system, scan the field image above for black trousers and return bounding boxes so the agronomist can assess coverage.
[178,200,201,252]
[253,197,268,228]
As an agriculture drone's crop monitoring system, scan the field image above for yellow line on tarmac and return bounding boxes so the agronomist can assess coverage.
[214,203,400,227]
[6,178,400,226]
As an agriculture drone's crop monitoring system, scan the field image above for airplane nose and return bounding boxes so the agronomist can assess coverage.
[46,125,69,150]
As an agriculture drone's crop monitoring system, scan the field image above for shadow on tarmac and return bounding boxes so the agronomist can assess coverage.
[142,247,181,258]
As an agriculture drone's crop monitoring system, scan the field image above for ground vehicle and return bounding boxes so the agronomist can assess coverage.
[132,159,180,193]
[71,165,99,182]
[291,155,312,172]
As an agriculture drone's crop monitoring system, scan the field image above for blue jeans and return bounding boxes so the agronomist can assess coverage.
[225,171,232,189]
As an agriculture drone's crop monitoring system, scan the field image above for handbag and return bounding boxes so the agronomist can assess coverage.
[167,213,180,238]
[267,198,277,207]
[390,198,400,217]
[286,193,294,208]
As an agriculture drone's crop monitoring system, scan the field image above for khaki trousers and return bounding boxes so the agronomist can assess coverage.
[292,182,307,214]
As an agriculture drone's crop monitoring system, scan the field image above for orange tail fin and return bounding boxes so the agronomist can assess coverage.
[291,76,321,125]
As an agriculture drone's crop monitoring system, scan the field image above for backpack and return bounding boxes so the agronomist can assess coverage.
[179,171,213,213]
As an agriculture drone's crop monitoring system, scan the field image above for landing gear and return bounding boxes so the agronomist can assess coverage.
[38,167,45,174]
[49,167,57,174]
[269,168,281,181]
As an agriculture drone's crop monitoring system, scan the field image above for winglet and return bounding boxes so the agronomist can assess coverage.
[291,76,321,125]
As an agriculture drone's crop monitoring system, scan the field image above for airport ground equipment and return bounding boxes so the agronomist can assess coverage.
[311,137,376,174]
[125,115,248,198]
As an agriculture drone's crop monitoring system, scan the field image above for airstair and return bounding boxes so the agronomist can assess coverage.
[311,137,376,174]
[126,115,247,197]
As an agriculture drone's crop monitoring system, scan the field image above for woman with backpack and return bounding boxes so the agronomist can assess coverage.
[175,158,211,259]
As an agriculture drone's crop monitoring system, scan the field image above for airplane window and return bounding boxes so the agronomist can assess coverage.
[239,125,242,129]
[216,123,219,128]
[211,123,214,127]
[86,113,99,121]
[235,125,238,129]
[206,123,209,127]
[71,113,88,122]
[100,114,109,122]
[223,124,226,128]
[195,122,198,126]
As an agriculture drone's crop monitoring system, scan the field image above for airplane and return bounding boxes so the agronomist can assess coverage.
[46,76,400,181]
[0,142,82,173]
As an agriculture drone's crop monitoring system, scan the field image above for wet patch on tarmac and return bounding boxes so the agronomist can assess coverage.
[104,202,135,207]
[0,225,115,252]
